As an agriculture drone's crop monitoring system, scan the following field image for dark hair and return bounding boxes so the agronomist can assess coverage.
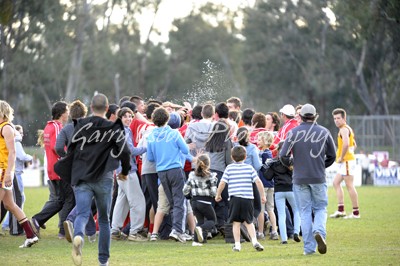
[152,107,169,127]
[145,103,160,120]
[237,127,250,146]
[147,99,163,105]
[231,146,246,162]
[202,104,215,119]
[229,110,241,124]
[117,107,134,119]
[130,95,144,105]
[251,112,266,128]
[205,120,230,152]
[301,114,317,122]
[106,104,119,119]
[242,108,255,126]
[267,112,280,131]
[332,108,346,118]
[215,102,229,119]
[194,154,211,178]
[91,93,109,113]
[118,96,131,107]
[121,101,137,113]
[52,101,68,120]
[191,105,203,120]
[15,125,23,132]
[276,140,285,151]
[69,100,88,120]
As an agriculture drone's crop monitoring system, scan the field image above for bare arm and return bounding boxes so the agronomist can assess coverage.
[3,125,16,188]
[215,180,226,202]
[255,178,266,204]
[338,127,350,162]
[135,112,151,124]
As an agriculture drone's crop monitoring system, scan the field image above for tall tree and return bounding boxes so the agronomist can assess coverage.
[333,0,400,115]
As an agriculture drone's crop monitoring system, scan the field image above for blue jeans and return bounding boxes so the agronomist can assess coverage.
[293,183,328,254]
[67,204,97,237]
[74,172,113,264]
[275,191,300,241]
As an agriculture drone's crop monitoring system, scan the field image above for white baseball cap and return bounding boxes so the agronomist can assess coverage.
[279,104,296,116]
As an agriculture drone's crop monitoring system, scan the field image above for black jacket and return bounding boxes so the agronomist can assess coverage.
[263,159,293,192]
[69,116,131,186]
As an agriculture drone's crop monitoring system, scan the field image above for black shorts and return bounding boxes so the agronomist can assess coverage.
[228,196,254,224]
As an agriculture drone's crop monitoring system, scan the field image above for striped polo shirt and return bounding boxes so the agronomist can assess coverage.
[221,162,259,199]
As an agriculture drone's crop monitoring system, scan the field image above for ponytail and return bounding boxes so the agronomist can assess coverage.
[194,154,211,178]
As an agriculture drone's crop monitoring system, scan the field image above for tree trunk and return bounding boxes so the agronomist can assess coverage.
[65,1,90,102]
[1,25,8,100]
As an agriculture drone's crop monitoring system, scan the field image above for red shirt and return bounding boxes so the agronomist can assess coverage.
[44,120,63,180]
[179,122,192,173]
[130,118,150,176]
[130,118,148,147]
[270,119,298,157]
[249,128,266,147]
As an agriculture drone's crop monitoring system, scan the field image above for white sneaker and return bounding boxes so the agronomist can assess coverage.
[344,213,360,219]
[253,242,264,251]
[195,226,204,243]
[19,236,39,248]
[329,211,346,218]
[150,233,159,241]
[232,245,241,252]
[192,241,203,246]
[169,230,186,243]
[72,235,83,265]
[182,233,193,241]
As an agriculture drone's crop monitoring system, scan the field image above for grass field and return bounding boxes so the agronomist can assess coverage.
[1,186,400,265]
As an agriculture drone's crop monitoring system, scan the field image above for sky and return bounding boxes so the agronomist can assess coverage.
[93,0,335,44]
[97,0,256,43]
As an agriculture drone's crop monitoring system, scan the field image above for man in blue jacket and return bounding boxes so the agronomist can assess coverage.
[280,104,336,256]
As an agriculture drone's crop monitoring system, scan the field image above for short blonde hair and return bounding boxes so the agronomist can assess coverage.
[0,100,14,122]
[257,131,274,147]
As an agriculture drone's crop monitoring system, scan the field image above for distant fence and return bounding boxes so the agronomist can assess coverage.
[348,115,400,162]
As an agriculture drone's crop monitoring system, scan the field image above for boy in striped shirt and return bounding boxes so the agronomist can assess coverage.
[215,146,266,252]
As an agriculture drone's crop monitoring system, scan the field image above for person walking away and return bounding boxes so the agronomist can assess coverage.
[280,104,336,255]
[147,107,190,243]
[263,141,301,244]
[68,94,131,265]
[215,146,266,252]
[31,101,72,239]
[183,154,218,246]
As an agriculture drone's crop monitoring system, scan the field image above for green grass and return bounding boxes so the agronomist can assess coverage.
[2,186,400,265]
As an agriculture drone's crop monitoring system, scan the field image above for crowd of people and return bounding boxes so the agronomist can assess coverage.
[0,95,361,265]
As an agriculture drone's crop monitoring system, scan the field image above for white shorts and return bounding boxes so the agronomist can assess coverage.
[337,160,356,176]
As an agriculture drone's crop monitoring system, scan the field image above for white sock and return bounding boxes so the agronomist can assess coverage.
[235,242,241,248]
[251,237,258,245]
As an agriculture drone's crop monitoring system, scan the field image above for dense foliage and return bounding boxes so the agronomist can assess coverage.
[0,0,399,144]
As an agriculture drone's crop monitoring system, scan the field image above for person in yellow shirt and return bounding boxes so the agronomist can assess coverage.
[0,100,39,247]
[330,108,360,219]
